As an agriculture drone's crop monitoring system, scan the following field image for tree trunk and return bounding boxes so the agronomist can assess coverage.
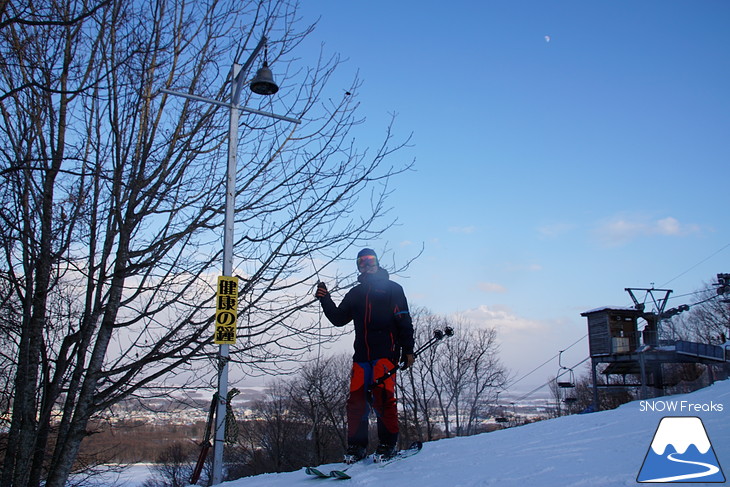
[1,2,412,485]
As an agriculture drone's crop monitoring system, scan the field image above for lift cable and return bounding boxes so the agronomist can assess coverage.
[512,356,591,404]
[507,333,587,390]
[658,241,730,289]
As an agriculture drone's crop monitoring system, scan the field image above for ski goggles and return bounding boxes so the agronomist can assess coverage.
[356,255,378,269]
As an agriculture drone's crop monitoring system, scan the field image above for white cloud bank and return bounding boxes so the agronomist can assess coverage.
[594,215,700,247]
[453,305,586,393]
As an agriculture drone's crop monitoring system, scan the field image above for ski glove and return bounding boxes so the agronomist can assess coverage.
[315,282,329,300]
[400,353,415,370]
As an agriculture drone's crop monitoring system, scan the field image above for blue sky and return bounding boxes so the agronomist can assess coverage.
[292,1,730,394]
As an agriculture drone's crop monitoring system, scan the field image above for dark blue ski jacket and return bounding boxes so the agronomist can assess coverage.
[319,268,414,363]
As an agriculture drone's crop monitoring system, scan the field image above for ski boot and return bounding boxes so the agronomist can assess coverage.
[344,444,366,465]
[373,443,397,463]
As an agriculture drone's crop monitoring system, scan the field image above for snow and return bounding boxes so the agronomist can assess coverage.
[215,379,730,487]
[580,306,638,315]
[68,463,153,486]
[105,380,730,486]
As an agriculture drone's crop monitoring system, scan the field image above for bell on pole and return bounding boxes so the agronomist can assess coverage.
[250,62,279,95]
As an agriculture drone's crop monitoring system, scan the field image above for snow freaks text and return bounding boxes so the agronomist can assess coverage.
[639,400,724,413]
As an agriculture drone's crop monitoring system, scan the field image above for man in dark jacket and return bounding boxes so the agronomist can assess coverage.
[315,248,415,462]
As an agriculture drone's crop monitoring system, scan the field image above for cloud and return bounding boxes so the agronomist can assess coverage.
[593,214,700,246]
[537,222,576,239]
[477,282,507,294]
[655,217,684,235]
[448,225,476,235]
[503,262,543,272]
[458,305,546,334]
[445,306,586,392]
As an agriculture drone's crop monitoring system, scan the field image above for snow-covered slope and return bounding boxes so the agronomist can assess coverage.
[228,380,730,487]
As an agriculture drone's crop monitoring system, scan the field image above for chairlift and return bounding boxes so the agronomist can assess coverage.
[495,407,509,424]
[556,350,576,388]
[557,369,576,389]
[494,404,508,423]
[493,396,509,424]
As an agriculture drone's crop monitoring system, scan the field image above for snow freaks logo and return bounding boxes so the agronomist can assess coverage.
[637,416,725,483]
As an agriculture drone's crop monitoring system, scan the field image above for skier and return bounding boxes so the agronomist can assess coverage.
[315,248,415,463]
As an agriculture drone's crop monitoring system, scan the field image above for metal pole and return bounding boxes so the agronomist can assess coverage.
[160,42,301,484]
[159,88,302,124]
[591,359,599,412]
[211,63,241,486]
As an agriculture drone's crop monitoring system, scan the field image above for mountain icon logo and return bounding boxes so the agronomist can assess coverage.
[637,416,725,483]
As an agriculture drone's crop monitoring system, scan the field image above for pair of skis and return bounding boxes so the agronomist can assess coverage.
[305,441,423,480]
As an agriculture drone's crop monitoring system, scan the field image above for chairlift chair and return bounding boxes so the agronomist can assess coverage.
[556,350,576,388]
[556,368,576,389]
[494,402,509,423]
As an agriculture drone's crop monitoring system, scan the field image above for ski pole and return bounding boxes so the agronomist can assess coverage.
[191,394,217,485]
[413,326,453,356]
[369,326,454,389]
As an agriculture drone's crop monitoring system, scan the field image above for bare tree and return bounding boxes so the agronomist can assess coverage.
[288,353,350,465]
[226,355,348,478]
[662,282,730,388]
[669,284,730,345]
[0,1,412,486]
[142,442,196,487]
[399,310,443,441]
[400,310,508,440]
[235,380,309,475]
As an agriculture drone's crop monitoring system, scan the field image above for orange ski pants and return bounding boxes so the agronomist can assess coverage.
[347,358,399,447]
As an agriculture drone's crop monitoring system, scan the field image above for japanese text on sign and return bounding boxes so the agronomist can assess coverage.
[215,276,238,344]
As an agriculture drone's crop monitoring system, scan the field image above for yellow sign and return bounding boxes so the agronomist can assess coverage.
[215,276,238,344]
